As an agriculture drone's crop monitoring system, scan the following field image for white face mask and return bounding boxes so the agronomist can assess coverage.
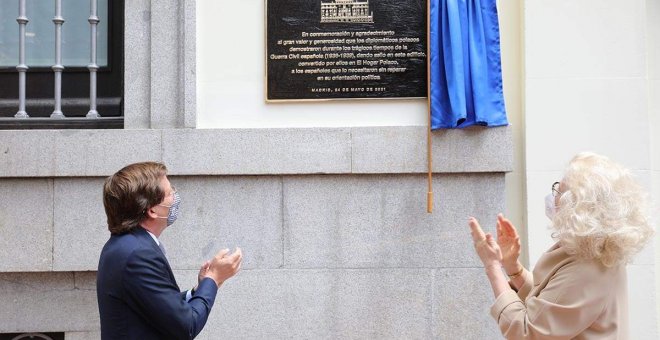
[545,194,556,220]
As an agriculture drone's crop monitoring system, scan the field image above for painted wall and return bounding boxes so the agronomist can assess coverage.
[648,0,660,335]
[524,0,658,338]
[196,0,427,128]
[498,0,526,264]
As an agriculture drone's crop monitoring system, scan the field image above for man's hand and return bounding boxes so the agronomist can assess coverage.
[468,217,502,270]
[496,213,522,275]
[192,260,211,293]
[204,247,243,288]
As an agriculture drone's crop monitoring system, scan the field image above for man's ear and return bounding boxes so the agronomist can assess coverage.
[145,206,158,219]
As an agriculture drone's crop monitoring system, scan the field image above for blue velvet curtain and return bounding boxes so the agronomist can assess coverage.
[429,0,508,129]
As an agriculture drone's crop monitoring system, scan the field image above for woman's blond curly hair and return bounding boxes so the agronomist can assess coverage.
[552,152,654,267]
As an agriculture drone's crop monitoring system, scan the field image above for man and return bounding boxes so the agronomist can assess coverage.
[97,162,242,339]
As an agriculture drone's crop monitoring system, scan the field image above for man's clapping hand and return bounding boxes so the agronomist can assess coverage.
[204,247,243,288]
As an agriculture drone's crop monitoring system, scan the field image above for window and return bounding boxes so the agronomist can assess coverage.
[0,0,124,129]
[0,333,64,340]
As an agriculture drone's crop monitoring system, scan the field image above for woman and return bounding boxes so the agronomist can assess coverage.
[469,152,654,339]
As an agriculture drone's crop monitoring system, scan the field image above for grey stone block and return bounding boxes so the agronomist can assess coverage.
[189,269,432,339]
[352,126,513,174]
[1,130,161,178]
[66,331,101,340]
[52,176,282,271]
[172,269,198,292]
[433,268,503,340]
[161,176,283,270]
[74,272,97,290]
[183,0,197,128]
[53,130,162,176]
[53,178,110,271]
[151,0,182,129]
[283,174,504,268]
[123,0,151,129]
[2,126,513,177]
[162,128,352,175]
[0,130,56,177]
[0,272,98,333]
[0,179,53,272]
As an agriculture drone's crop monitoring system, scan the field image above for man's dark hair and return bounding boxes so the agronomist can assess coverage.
[103,162,167,234]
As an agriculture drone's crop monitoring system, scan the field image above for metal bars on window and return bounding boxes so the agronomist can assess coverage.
[87,0,99,118]
[15,0,28,118]
[14,0,101,119]
[51,0,64,118]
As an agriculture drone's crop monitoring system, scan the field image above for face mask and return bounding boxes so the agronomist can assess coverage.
[157,191,181,226]
[544,194,556,220]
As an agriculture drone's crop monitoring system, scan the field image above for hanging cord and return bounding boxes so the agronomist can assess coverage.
[426,0,433,213]
[427,128,433,213]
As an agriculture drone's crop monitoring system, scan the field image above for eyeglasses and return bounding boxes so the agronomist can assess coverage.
[158,187,177,208]
[141,186,178,215]
[552,182,562,197]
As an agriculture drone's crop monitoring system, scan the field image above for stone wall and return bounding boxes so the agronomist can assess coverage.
[0,126,512,339]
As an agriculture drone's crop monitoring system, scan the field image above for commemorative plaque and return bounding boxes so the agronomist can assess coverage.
[266,0,427,101]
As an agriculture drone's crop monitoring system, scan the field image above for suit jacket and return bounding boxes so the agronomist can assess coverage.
[490,242,628,340]
[97,226,218,340]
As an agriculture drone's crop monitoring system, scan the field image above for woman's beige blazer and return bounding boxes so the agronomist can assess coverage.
[490,243,628,339]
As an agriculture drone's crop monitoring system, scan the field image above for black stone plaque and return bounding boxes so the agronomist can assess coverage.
[266,0,427,101]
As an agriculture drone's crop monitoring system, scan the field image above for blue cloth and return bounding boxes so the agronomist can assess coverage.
[429,0,508,129]
[97,227,217,340]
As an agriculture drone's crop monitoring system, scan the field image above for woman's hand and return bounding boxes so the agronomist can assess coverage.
[496,213,522,274]
[468,217,502,269]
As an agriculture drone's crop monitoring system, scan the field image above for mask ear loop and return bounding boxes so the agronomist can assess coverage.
[143,208,159,218]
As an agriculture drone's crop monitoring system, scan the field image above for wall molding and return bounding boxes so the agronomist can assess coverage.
[0,126,512,177]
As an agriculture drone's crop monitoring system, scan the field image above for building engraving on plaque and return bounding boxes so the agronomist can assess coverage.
[320,0,374,24]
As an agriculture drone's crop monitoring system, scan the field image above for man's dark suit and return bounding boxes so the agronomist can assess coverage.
[97,226,218,340]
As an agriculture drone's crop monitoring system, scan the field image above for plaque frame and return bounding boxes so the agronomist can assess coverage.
[264,0,428,103]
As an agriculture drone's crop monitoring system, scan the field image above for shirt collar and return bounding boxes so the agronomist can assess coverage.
[145,229,160,246]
